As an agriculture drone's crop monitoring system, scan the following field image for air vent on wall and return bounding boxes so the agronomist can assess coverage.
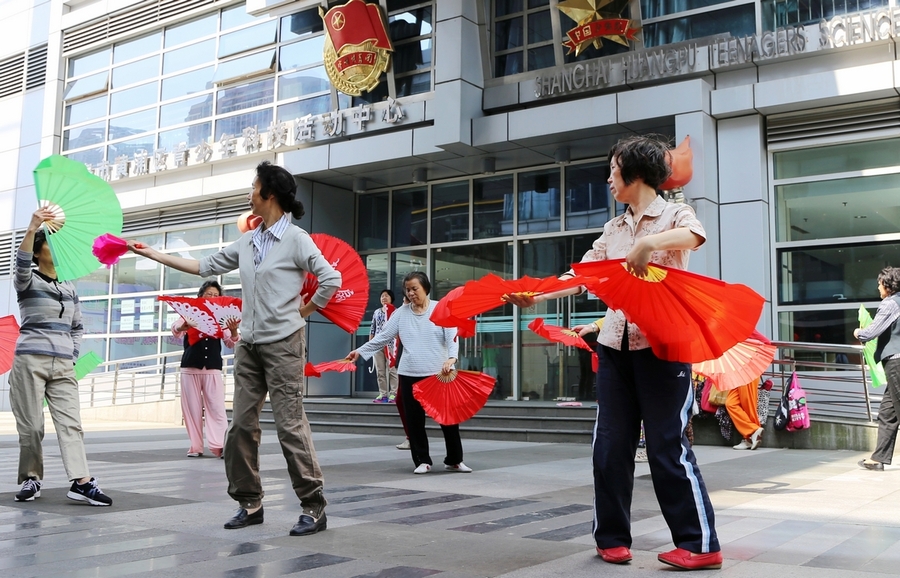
[63,0,221,54]
[122,197,249,235]
[0,231,15,278]
[0,52,25,99]
[767,98,900,145]
[25,44,48,90]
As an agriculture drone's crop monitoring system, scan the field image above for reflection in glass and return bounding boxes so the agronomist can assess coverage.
[496,17,523,51]
[163,39,216,75]
[165,248,218,290]
[474,175,513,239]
[112,295,158,333]
[643,4,755,47]
[641,0,733,17]
[495,52,523,77]
[161,66,214,100]
[79,299,109,334]
[65,95,108,126]
[64,121,106,150]
[165,226,220,249]
[397,72,431,96]
[353,80,389,105]
[218,21,278,59]
[363,253,390,316]
[774,137,900,179]
[65,71,109,100]
[357,193,389,251]
[495,0,524,17]
[775,173,900,242]
[221,2,257,30]
[165,13,217,48]
[212,50,276,84]
[431,181,469,243]
[75,266,111,297]
[392,187,427,247]
[279,36,325,71]
[278,67,329,100]
[566,162,610,231]
[217,78,274,115]
[777,242,898,305]
[159,122,212,150]
[281,9,324,41]
[528,46,555,71]
[528,9,553,43]
[110,81,158,115]
[114,32,161,63]
[113,256,161,293]
[777,309,862,361]
[160,94,213,127]
[215,109,273,140]
[762,0,888,29]
[67,48,110,78]
[79,338,108,373]
[518,168,561,234]
[107,134,155,163]
[65,148,104,166]
[110,336,159,367]
[276,96,331,122]
[223,223,241,242]
[392,250,427,294]
[389,7,432,39]
[112,56,159,89]
[109,109,156,139]
[393,40,430,74]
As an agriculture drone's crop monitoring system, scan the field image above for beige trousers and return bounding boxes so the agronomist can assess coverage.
[373,348,398,397]
[9,354,90,483]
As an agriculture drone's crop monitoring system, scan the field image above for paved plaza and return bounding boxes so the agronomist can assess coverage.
[1,414,899,577]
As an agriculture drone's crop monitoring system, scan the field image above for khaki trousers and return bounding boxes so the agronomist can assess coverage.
[225,328,326,516]
[373,349,398,397]
[9,354,90,483]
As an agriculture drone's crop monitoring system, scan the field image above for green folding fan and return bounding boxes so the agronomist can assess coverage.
[75,351,104,381]
[33,155,123,281]
[859,304,886,388]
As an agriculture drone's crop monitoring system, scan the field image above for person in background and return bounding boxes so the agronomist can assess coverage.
[507,136,720,570]
[369,289,399,403]
[172,280,239,458]
[855,266,900,471]
[348,272,469,474]
[9,208,113,506]
[726,381,764,451]
[129,161,340,536]
[394,295,411,450]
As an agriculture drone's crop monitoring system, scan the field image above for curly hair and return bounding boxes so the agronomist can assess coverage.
[878,267,900,296]
[256,161,305,219]
[608,135,673,189]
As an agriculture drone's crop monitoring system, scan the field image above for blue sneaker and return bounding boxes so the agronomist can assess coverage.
[372,395,387,403]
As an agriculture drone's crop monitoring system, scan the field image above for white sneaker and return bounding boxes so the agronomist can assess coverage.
[750,427,763,450]
[733,439,751,450]
[413,464,431,474]
[445,462,473,473]
[396,439,410,450]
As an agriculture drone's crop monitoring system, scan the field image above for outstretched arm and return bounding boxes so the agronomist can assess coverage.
[128,242,200,275]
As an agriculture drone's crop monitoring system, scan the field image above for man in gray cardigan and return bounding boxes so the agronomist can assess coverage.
[130,161,340,536]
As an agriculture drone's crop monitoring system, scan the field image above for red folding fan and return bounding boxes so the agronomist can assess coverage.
[693,330,776,391]
[430,286,476,338]
[449,274,587,320]
[304,358,357,378]
[159,296,222,344]
[300,233,369,333]
[574,259,764,363]
[412,370,496,426]
[202,296,243,332]
[0,315,20,374]
[527,317,592,351]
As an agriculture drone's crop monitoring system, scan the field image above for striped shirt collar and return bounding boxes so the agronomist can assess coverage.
[252,212,291,268]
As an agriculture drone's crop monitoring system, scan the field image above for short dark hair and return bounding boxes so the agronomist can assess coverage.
[878,267,900,296]
[256,161,305,219]
[403,271,431,295]
[197,280,223,297]
[608,135,673,189]
[32,229,47,265]
[380,288,395,302]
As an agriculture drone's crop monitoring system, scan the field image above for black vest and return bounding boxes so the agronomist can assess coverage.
[180,335,223,370]
[874,294,900,363]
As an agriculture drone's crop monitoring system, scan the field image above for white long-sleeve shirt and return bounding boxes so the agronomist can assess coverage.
[356,301,458,377]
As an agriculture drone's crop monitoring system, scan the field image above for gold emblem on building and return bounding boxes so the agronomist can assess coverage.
[557,0,640,56]
[320,0,393,96]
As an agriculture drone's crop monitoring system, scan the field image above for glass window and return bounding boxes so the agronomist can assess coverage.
[65,148,104,166]
[110,81,158,115]
[74,266,111,297]
[161,66,215,101]
[431,181,470,243]
[80,338,108,372]
[80,299,109,335]
[166,14,217,48]
[474,175,513,239]
[68,48,110,78]
[641,0,735,17]
[393,39,431,74]
[278,67,329,100]
[163,39,216,75]
[775,173,900,242]
[279,36,325,71]
[221,3,257,31]
[778,309,860,350]
[114,33,161,63]
[392,250,427,294]
[392,187,427,247]
[217,78,274,115]
[112,56,159,89]
[224,223,242,242]
[65,95,108,126]
[110,336,159,366]
[212,50,276,84]
[165,248,218,290]
[160,94,213,127]
[165,226,220,249]
[219,21,278,59]
[215,109,273,140]
[528,46,555,71]
[518,168,561,234]
[108,134,156,162]
[527,9,552,43]
[113,256,161,293]
[495,53,523,77]
[496,0,524,17]
[64,71,109,100]
[63,121,106,150]
[778,242,896,305]
[159,122,212,150]
[280,9,323,41]
[644,4,755,48]
[363,253,390,315]
[496,17,524,51]
[109,109,157,139]
[276,96,331,122]
[396,72,430,97]
[566,162,610,231]
[389,7,432,40]
[774,138,900,179]
[358,192,389,251]
[762,0,889,30]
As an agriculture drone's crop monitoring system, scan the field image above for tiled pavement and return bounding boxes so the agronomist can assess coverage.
[1,416,899,577]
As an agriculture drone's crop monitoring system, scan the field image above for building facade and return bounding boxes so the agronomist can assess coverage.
[0,0,897,408]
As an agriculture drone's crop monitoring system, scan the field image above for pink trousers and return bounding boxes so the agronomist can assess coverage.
[180,368,228,454]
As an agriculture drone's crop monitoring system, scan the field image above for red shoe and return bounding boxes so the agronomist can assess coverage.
[658,548,722,570]
[596,546,632,564]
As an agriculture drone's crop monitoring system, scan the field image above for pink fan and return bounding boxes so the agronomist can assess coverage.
[92,233,129,267]
[159,296,222,343]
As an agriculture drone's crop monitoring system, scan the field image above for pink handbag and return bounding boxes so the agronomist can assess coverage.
[785,373,811,431]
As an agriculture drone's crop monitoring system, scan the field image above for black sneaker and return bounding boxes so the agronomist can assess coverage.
[67,478,112,506]
[14,478,41,502]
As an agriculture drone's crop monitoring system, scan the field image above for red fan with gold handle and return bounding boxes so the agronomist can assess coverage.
[304,358,357,378]
[412,370,496,426]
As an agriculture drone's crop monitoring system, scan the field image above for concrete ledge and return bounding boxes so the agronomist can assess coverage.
[79,399,183,426]
[691,415,877,452]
